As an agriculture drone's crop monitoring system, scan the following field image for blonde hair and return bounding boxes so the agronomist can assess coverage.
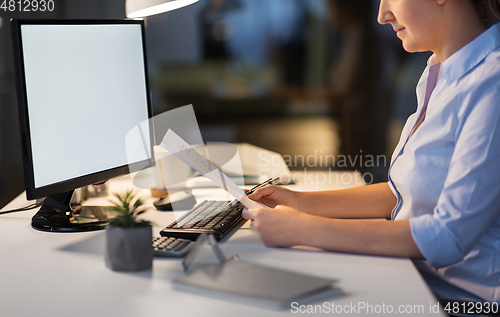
[475,0,500,24]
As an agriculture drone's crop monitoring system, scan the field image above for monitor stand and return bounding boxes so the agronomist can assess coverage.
[32,190,108,232]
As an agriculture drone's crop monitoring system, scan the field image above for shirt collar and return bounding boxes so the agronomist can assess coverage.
[427,54,441,67]
[430,22,500,84]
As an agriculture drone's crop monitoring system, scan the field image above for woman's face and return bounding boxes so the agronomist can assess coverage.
[378,0,440,53]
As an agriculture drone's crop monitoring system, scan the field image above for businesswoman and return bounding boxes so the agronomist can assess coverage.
[243,0,500,304]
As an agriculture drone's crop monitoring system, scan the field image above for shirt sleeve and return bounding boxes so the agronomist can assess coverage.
[409,80,500,268]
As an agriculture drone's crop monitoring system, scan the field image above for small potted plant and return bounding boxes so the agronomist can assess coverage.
[105,190,153,271]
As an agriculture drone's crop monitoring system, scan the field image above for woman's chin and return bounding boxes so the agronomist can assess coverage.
[401,41,427,54]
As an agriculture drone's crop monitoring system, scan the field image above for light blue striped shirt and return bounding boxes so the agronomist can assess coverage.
[389,22,500,302]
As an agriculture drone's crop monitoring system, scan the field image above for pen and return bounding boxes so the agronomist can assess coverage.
[229,177,281,206]
[246,177,280,196]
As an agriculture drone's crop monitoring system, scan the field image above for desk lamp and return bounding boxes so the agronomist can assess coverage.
[126,0,199,18]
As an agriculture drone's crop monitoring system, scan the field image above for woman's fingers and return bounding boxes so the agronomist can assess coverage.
[243,205,307,248]
[242,208,257,220]
[248,185,278,200]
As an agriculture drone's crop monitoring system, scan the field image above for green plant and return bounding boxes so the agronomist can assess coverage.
[107,190,151,228]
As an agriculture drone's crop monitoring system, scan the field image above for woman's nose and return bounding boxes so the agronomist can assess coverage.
[377,0,394,25]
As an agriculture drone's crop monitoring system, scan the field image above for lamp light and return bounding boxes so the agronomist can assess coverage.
[126,0,199,18]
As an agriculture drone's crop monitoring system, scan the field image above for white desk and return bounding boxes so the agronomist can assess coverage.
[0,171,445,317]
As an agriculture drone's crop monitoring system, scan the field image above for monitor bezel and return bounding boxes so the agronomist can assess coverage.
[11,19,155,200]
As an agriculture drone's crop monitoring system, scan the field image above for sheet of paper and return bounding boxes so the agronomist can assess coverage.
[161,129,264,209]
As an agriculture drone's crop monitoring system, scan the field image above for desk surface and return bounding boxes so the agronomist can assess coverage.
[0,171,444,317]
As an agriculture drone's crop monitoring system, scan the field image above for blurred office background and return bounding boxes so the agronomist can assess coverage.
[0,0,430,209]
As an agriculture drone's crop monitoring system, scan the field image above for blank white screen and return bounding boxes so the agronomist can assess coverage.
[21,24,152,188]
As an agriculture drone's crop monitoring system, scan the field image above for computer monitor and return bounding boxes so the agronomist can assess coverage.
[11,19,154,232]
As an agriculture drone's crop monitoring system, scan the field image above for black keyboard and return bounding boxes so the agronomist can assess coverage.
[160,200,246,241]
[152,236,194,257]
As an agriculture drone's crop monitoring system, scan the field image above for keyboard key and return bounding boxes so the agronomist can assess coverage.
[160,200,246,241]
[153,236,194,257]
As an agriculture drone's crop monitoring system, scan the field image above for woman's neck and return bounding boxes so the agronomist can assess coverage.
[432,4,488,63]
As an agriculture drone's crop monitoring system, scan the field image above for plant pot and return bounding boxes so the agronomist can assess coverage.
[105,225,153,271]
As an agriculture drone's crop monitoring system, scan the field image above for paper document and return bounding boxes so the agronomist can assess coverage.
[161,129,263,209]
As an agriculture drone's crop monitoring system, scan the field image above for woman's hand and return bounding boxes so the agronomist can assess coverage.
[243,205,423,258]
[247,185,300,209]
[242,205,311,248]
